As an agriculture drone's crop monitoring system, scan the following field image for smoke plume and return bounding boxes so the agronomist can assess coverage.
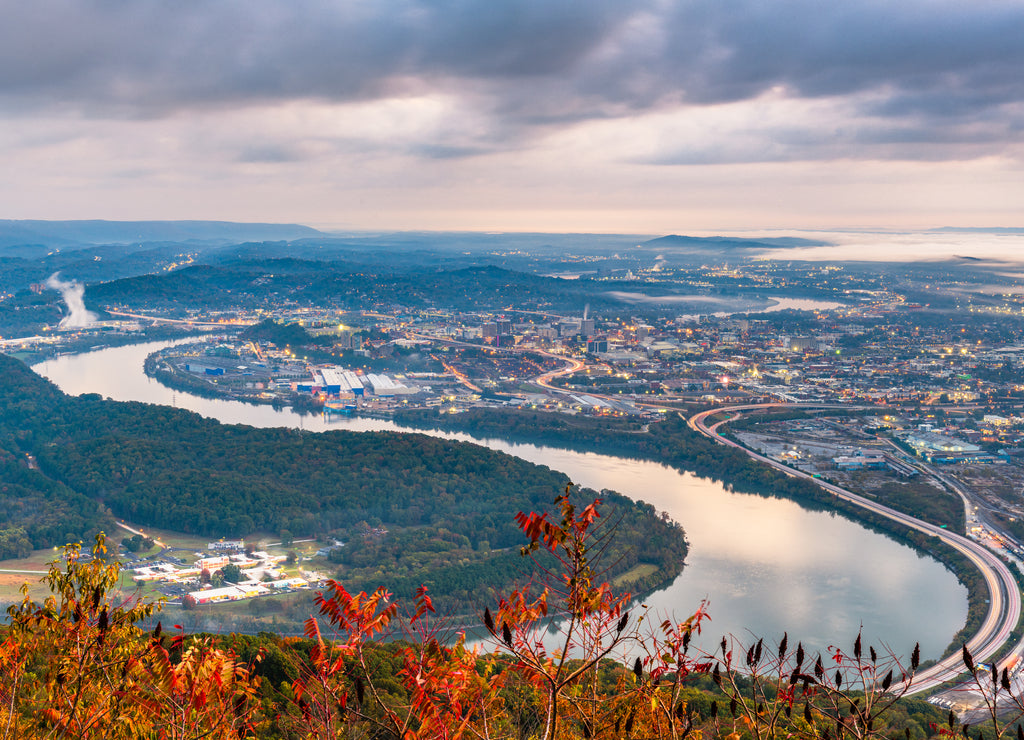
[46,272,98,329]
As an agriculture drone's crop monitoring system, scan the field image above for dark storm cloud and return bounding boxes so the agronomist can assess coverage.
[652,1,1024,106]
[3,0,1023,159]
[0,0,632,107]
[567,0,1024,131]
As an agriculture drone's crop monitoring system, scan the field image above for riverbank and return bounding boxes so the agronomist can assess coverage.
[0,349,687,630]
[392,406,989,659]
[31,340,969,660]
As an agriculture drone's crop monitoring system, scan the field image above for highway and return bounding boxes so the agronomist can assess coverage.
[689,403,1022,695]
[105,310,254,328]
[533,354,585,392]
[406,330,584,394]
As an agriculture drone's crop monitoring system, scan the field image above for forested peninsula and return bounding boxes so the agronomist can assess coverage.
[0,354,686,608]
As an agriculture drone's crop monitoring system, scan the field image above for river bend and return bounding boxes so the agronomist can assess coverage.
[34,340,966,659]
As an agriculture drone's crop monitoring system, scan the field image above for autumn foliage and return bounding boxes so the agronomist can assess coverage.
[0,486,944,739]
[0,536,261,738]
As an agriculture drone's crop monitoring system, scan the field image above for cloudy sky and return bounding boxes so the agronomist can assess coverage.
[3,0,1023,233]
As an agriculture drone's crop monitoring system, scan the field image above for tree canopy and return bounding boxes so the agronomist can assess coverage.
[0,352,686,607]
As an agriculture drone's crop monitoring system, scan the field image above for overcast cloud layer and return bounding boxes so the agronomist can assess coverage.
[3,0,1024,230]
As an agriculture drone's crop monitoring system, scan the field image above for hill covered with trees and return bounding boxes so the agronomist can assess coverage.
[0,353,686,606]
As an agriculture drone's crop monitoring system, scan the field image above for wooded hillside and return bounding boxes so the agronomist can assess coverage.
[0,353,686,606]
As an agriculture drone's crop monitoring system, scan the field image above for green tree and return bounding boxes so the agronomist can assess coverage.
[221,562,243,583]
[0,526,32,559]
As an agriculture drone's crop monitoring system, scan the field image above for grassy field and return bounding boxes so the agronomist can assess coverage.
[0,549,64,601]
[611,563,659,587]
[0,547,153,603]
[0,551,63,572]
[113,522,209,552]
[112,522,322,557]
[0,572,51,601]
[0,518,325,606]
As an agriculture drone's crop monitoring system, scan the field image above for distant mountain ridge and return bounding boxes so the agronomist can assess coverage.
[641,234,829,250]
[0,222,839,253]
[0,219,323,248]
[934,227,1024,234]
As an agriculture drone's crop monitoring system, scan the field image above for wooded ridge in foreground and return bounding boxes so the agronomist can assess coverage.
[0,495,979,740]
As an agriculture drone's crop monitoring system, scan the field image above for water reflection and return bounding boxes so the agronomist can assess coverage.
[34,341,965,659]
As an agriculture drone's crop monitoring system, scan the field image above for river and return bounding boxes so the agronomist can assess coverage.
[603,294,845,315]
[34,340,966,659]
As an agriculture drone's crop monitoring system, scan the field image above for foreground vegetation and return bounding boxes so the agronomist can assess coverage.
[0,496,972,740]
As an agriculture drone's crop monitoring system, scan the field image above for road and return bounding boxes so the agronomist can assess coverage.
[0,569,48,575]
[406,330,583,394]
[105,310,252,328]
[437,356,483,393]
[689,403,1022,695]
[533,354,584,392]
[115,520,167,549]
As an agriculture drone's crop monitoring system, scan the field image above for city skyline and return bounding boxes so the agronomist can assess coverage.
[3,0,1024,233]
